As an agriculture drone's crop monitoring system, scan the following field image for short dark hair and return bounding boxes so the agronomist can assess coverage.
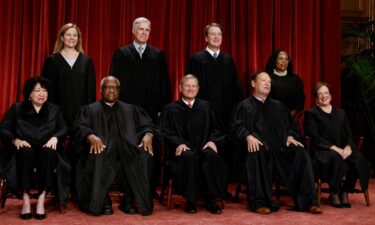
[312,81,332,97]
[205,23,223,37]
[22,76,51,100]
[249,70,269,82]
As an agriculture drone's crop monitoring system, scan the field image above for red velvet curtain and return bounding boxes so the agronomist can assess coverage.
[0,0,341,117]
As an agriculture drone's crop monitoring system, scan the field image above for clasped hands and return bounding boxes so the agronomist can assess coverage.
[330,145,352,160]
[175,141,217,156]
[245,135,303,152]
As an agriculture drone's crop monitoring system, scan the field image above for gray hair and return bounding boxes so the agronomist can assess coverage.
[132,17,151,30]
[180,74,199,86]
[100,76,120,88]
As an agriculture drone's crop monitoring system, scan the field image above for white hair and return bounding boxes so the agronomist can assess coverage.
[132,17,151,30]
[100,76,120,88]
[180,74,199,86]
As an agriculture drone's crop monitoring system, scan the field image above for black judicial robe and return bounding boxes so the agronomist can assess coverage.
[269,73,305,112]
[110,44,171,122]
[231,96,318,211]
[304,106,369,192]
[0,101,70,205]
[42,53,96,127]
[159,99,227,201]
[72,100,156,214]
[186,50,243,127]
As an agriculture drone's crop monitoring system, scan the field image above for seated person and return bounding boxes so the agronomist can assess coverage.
[231,71,321,214]
[159,74,228,214]
[304,81,369,208]
[0,77,69,220]
[72,76,156,216]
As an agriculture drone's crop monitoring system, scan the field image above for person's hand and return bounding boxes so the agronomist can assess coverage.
[138,133,153,156]
[203,141,217,153]
[330,145,344,158]
[286,136,304,147]
[175,144,190,156]
[246,135,263,152]
[342,145,352,160]
[87,134,106,154]
[12,138,31,150]
[43,137,58,150]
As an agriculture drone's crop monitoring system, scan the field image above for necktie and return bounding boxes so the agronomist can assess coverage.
[213,52,217,60]
[138,46,144,58]
[188,102,193,108]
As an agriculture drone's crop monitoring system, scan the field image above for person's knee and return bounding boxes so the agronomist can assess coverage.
[17,147,34,157]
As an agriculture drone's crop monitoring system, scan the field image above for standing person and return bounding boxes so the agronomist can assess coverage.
[265,49,305,116]
[186,23,243,188]
[186,22,243,131]
[42,23,96,201]
[304,82,369,208]
[231,71,321,214]
[110,17,172,197]
[159,75,228,214]
[110,17,171,123]
[42,23,96,128]
[73,76,156,216]
[0,77,69,220]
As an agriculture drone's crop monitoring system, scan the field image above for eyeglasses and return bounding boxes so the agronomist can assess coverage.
[276,58,289,62]
[102,85,120,91]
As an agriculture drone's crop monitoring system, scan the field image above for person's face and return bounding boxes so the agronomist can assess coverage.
[316,85,332,107]
[101,79,120,103]
[61,27,78,49]
[29,83,48,107]
[179,78,199,101]
[275,51,289,72]
[251,72,271,97]
[205,26,222,50]
[132,22,150,44]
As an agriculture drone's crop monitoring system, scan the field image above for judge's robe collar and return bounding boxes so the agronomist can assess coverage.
[100,100,120,110]
[252,95,268,104]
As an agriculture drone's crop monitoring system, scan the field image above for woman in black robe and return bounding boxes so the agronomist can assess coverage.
[42,23,96,128]
[42,23,96,199]
[0,77,69,220]
[304,82,369,208]
[265,49,305,116]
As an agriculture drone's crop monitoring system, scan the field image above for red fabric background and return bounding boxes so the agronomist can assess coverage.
[0,0,341,117]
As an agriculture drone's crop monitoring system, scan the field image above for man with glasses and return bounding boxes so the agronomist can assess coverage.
[73,76,156,216]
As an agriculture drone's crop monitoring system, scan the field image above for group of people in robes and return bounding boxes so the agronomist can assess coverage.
[0,15,370,220]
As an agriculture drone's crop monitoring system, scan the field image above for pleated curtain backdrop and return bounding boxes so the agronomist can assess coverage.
[0,0,341,117]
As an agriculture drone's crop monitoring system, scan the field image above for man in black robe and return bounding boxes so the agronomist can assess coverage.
[110,17,171,195]
[159,75,228,214]
[109,17,171,123]
[72,76,156,216]
[186,23,243,186]
[231,71,322,214]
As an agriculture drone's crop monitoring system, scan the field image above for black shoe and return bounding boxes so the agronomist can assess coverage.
[118,196,137,214]
[340,192,351,208]
[20,213,32,220]
[206,202,222,214]
[185,201,197,213]
[329,193,343,208]
[34,213,46,220]
[140,208,153,216]
[101,195,113,215]
[101,206,113,215]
